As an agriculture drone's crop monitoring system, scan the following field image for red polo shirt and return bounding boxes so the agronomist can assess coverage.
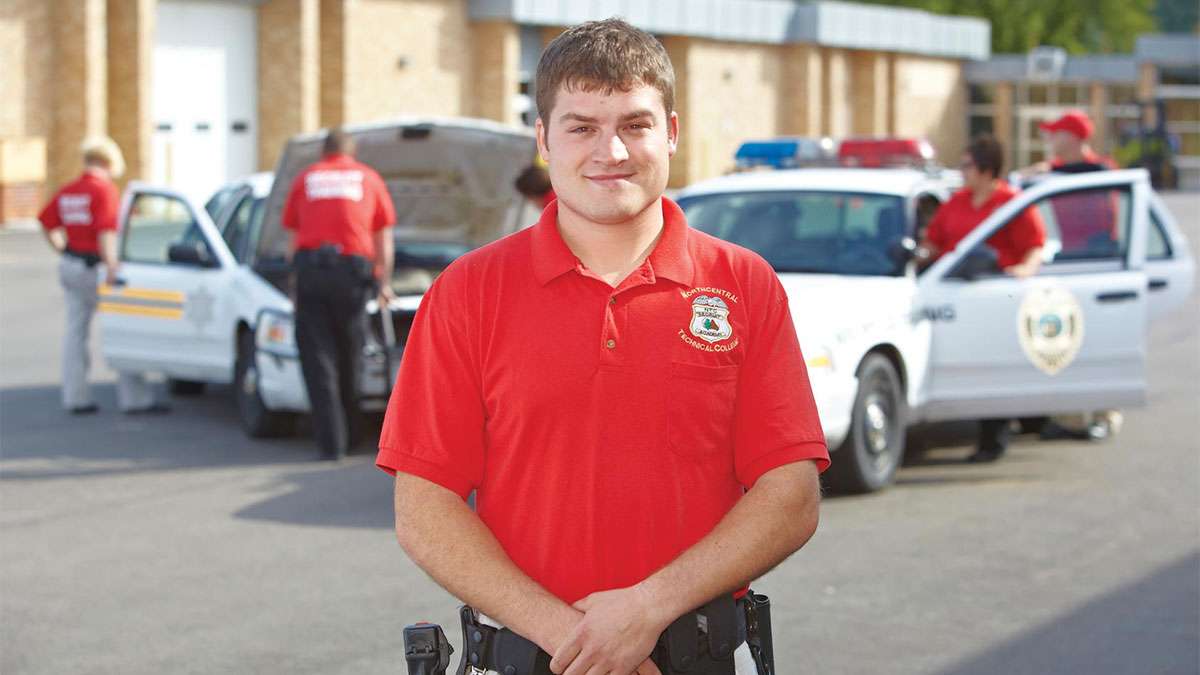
[38,170,119,255]
[282,153,395,258]
[926,183,1046,269]
[377,197,828,604]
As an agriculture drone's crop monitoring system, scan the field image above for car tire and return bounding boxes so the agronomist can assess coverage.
[823,354,906,494]
[167,379,206,396]
[235,330,293,438]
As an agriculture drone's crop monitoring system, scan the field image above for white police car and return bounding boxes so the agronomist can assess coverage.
[676,167,1193,492]
[99,118,536,438]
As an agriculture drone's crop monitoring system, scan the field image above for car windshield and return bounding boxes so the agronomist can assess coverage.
[679,191,908,276]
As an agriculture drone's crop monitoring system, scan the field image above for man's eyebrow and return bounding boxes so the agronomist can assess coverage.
[556,110,657,124]
[558,112,599,123]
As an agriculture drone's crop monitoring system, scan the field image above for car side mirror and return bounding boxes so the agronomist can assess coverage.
[949,247,1000,281]
[168,241,217,268]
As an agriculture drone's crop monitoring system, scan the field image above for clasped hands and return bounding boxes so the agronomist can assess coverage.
[546,584,670,675]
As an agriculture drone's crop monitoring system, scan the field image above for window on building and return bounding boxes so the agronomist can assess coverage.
[969,115,994,139]
[1108,85,1138,106]
[969,84,995,105]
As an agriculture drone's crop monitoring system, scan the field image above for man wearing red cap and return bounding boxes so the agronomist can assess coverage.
[1027,110,1116,175]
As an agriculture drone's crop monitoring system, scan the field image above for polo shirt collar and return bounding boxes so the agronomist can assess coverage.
[530,197,694,287]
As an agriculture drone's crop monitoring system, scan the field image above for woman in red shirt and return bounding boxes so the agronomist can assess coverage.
[919,135,1047,462]
[920,134,1045,278]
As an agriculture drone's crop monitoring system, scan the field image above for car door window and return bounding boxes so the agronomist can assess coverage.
[123,193,211,264]
[956,185,1133,278]
[1146,209,1173,260]
[1035,186,1131,264]
[221,195,261,263]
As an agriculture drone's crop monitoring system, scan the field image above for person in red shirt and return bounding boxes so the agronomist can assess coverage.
[38,137,128,414]
[919,135,1046,463]
[515,162,557,210]
[920,134,1046,278]
[379,19,827,675]
[282,128,396,459]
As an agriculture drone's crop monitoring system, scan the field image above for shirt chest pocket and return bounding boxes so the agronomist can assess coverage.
[667,362,740,462]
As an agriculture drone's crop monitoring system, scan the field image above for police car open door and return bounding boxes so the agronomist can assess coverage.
[917,170,1151,421]
[99,184,237,382]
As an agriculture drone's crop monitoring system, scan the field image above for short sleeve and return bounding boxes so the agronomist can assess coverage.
[376,267,485,499]
[732,270,829,488]
[93,182,119,231]
[38,191,61,231]
[281,174,303,231]
[371,171,395,231]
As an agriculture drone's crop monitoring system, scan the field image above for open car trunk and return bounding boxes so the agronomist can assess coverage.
[253,117,538,294]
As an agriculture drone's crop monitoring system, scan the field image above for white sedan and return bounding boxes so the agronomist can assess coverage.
[676,167,1194,492]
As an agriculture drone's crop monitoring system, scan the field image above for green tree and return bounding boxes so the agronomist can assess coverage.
[859,0,1156,54]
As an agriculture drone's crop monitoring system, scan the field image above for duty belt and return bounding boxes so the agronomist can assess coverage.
[456,591,774,675]
[63,248,101,267]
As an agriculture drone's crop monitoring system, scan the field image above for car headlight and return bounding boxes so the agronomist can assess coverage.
[256,309,298,358]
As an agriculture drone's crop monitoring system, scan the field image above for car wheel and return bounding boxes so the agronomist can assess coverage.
[235,331,293,438]
[167,379,206,396]
[824,354,906,494]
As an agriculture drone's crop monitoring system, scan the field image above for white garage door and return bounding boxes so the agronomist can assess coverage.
[152,0,257,203]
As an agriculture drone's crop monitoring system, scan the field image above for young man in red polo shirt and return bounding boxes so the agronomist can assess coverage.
[378,18,828,675]
[919,134,1046,463]
[283,128,395,459]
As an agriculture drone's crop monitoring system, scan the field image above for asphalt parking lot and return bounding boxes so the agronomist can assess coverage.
[2,193,1197,674]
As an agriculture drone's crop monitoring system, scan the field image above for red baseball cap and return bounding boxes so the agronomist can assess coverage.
[1039,110,1093,140]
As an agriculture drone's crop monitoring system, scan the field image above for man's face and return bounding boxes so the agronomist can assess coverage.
[536,83,678,226]
[1048,129,1082,158]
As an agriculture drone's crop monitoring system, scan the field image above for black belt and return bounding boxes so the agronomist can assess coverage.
[293,246,373,279]
[457,594,758,675]
[63,249,101,267]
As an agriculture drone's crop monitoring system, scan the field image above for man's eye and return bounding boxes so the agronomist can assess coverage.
[570,127,591,134]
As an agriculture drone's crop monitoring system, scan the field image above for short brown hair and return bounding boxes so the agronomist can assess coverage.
[966,134,1004,178]
[514,164,552,199]
[535,18,675,124]
[323,127,356,156]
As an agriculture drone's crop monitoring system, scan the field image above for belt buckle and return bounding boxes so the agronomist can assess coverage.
[465,667,487,675]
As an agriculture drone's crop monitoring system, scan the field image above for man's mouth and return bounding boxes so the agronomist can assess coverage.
[585,173,636,186]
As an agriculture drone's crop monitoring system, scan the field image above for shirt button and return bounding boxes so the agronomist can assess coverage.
[609,296,617,305]
[605,339,616,349]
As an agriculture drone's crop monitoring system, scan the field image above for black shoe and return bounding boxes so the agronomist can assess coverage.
[69,404,99,415]
[967,448,1004,463]
[124,403,171,415]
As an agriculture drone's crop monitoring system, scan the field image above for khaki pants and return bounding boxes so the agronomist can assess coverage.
[476,614,759,675]
[58,256,158,411]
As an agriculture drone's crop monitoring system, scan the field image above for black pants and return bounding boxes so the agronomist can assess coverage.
[294,253,372,457]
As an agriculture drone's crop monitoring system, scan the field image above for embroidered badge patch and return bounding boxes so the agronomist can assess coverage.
[1017,285,1085,376]
[689,295,733,344]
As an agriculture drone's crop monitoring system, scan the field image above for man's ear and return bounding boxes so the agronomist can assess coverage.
[666,110,679,158]
[535,117,550,162]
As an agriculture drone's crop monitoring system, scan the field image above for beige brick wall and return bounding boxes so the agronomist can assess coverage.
[470,20,519,124]
[0,1,55,142]
[781,43,822,138]
[106,0,153,185]
[258,0,320,171]
[851,50,890,136]
[49,0,108,191]
[822,48,851,139]
[671,38,787,186]
[342,0,471,123]
[891,54,967,164]
[319,0,347,128]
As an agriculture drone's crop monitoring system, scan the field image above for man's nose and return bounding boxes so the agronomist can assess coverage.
[596,132,629,163]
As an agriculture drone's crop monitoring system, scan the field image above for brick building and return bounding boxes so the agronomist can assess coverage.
[0,0,989,221]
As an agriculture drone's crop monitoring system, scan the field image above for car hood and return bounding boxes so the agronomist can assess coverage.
[775,273,917,353]
[255,118,536,266]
